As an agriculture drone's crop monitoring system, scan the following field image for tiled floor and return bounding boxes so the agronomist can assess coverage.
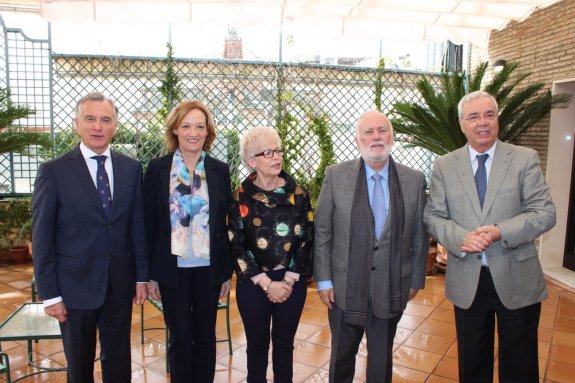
[1,261,575,382]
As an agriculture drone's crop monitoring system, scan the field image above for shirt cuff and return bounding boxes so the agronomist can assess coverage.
[251,272,268,285]
[317,280,333,291]
[43,296,63,308]
[284,271,300,282]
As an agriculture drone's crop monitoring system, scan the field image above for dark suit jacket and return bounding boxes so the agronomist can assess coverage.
[143,153,233,289]
[32,147,149,310]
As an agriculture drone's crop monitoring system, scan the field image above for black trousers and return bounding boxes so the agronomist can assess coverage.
[159,266,221,383]
[59,291,133,383]
[454,267,541,383]
[328,303,401,383]
[236,269,307,383]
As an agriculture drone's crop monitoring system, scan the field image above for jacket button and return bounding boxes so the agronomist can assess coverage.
[106,225,111,230]
[373,246,379,251]
[371,266,376,271]
[476,254,482,260]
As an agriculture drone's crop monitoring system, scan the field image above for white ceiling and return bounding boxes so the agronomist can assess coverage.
[37,0,562,45]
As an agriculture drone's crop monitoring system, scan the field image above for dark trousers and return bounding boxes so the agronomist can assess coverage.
[159,266,221,383]
[328,303,401,383]
[60,293,133,383]
[236,269,307,383]
[454,267,541,383]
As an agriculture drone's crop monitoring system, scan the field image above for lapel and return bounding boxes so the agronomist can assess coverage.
[453,144,483,218]
[67,146,108,218]
[341,158,362,226]
[110,151,124,219]
[481,141,511,221]
[158,153,174,214]
[204,155,221,232]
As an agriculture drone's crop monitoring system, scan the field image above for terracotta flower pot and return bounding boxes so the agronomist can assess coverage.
[9,245,29,264]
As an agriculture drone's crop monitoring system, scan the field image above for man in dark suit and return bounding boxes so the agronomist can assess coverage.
[424,90,556,382]
[314,110,429,383]
[32,92,149,383]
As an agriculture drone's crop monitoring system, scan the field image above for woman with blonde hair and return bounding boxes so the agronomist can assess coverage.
[228,126,314,382]
[144,100,233,382]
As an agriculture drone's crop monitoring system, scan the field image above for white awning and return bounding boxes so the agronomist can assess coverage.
[38,0,562,46]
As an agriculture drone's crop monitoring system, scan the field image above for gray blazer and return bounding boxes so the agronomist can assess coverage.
[314,158,428,317]
[424,141,556,309]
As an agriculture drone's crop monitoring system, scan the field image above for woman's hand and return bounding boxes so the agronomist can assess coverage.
[266,281,292,303]
[148,280,161,301]
[220,279,232,298]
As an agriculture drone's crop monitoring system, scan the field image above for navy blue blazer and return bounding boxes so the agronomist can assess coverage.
[32,146,149,310]
[143,153,233,289]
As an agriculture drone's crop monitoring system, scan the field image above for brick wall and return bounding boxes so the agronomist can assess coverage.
[470,0,575,171]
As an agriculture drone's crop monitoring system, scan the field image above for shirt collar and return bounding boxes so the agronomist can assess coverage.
[468,141,497,162]
[364,160,390,181]
[79,142,112,161]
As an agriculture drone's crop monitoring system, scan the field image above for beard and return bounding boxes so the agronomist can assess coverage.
[358,142,391,164]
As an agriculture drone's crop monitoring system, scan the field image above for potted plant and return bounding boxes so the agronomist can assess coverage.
[0,198,32,263]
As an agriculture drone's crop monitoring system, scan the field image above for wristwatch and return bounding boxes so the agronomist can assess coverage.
[262,281,273,292]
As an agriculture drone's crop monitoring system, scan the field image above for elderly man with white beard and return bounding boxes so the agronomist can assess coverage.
[314,110,429,383]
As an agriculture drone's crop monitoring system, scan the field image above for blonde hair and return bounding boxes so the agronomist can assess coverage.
[164,100,216,153]
[240,126,281,172]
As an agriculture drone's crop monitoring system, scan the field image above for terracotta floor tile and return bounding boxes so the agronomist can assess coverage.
[392,364,429,382]
[539,313,556,329]
[539,326,554,343]
[294,321,324,341]
[394,327,414,344]
[306,327,332,348]
[292,342,331,368]
[555,316,575,333]
[409,293,445,308]
[539,341,551,359]
[398,314,426,331]
[557,296,575,319]
[545,360,575,383]
[392,345,442,373]
[426,375,458,383]
[299,307,329,327]
[404,303,435,318]
[428,308,455,324]
[552,330,575,347]
[402,331,454,355]
[548,343,575,365]
[433,356,459,380]
[416,318,457,339]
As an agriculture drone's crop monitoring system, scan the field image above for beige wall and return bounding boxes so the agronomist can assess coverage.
[470,0,575,171]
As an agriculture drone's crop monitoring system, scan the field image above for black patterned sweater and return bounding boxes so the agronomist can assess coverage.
[227,171,314,281]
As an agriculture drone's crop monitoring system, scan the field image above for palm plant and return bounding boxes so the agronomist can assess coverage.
[0,87,51,155]
[391,62,571,155]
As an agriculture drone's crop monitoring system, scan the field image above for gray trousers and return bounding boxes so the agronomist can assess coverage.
[328,303,402,383]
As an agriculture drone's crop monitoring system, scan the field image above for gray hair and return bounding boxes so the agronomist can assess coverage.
[356,109,395,136]
[75,92,119,120]
[240,126,281,172]
[458,90,498,119]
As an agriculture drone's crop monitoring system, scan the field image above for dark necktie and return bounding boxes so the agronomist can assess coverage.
[475,154,489,208]
[371,173,387,238]
[92,155,112,217]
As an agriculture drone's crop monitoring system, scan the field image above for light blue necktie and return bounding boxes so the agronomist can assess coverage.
[92,155,112,217]
[475,154,489,208]
[371,173,387,238]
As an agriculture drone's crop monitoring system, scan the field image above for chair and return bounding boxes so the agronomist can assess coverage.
[0,351,11,383]
[140,293,232,373]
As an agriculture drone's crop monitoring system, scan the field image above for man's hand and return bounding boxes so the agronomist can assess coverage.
[133,283,148,305]
[461,229,492,253]
[476,224,501,242]
[408,288,419,301]
[318,288,335,310]
[220,279,232,298]
[148,280,161,301]
[45,301,67,323]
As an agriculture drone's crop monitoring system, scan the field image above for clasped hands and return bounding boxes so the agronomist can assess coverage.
[461,224,501,253]
[263,280,293,304]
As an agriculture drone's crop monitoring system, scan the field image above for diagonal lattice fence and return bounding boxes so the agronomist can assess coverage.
[1,18,441,196]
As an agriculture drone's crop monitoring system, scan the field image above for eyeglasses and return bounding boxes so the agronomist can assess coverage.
[464,111,498,123]
[254,148,284,158]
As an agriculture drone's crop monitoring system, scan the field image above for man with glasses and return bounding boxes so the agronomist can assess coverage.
[424,90,556,382]
[314,110,429,383]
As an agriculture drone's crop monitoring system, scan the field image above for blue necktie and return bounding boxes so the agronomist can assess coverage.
[371,173,387,238]
[475,154,489,208]
[92,155,112,217]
